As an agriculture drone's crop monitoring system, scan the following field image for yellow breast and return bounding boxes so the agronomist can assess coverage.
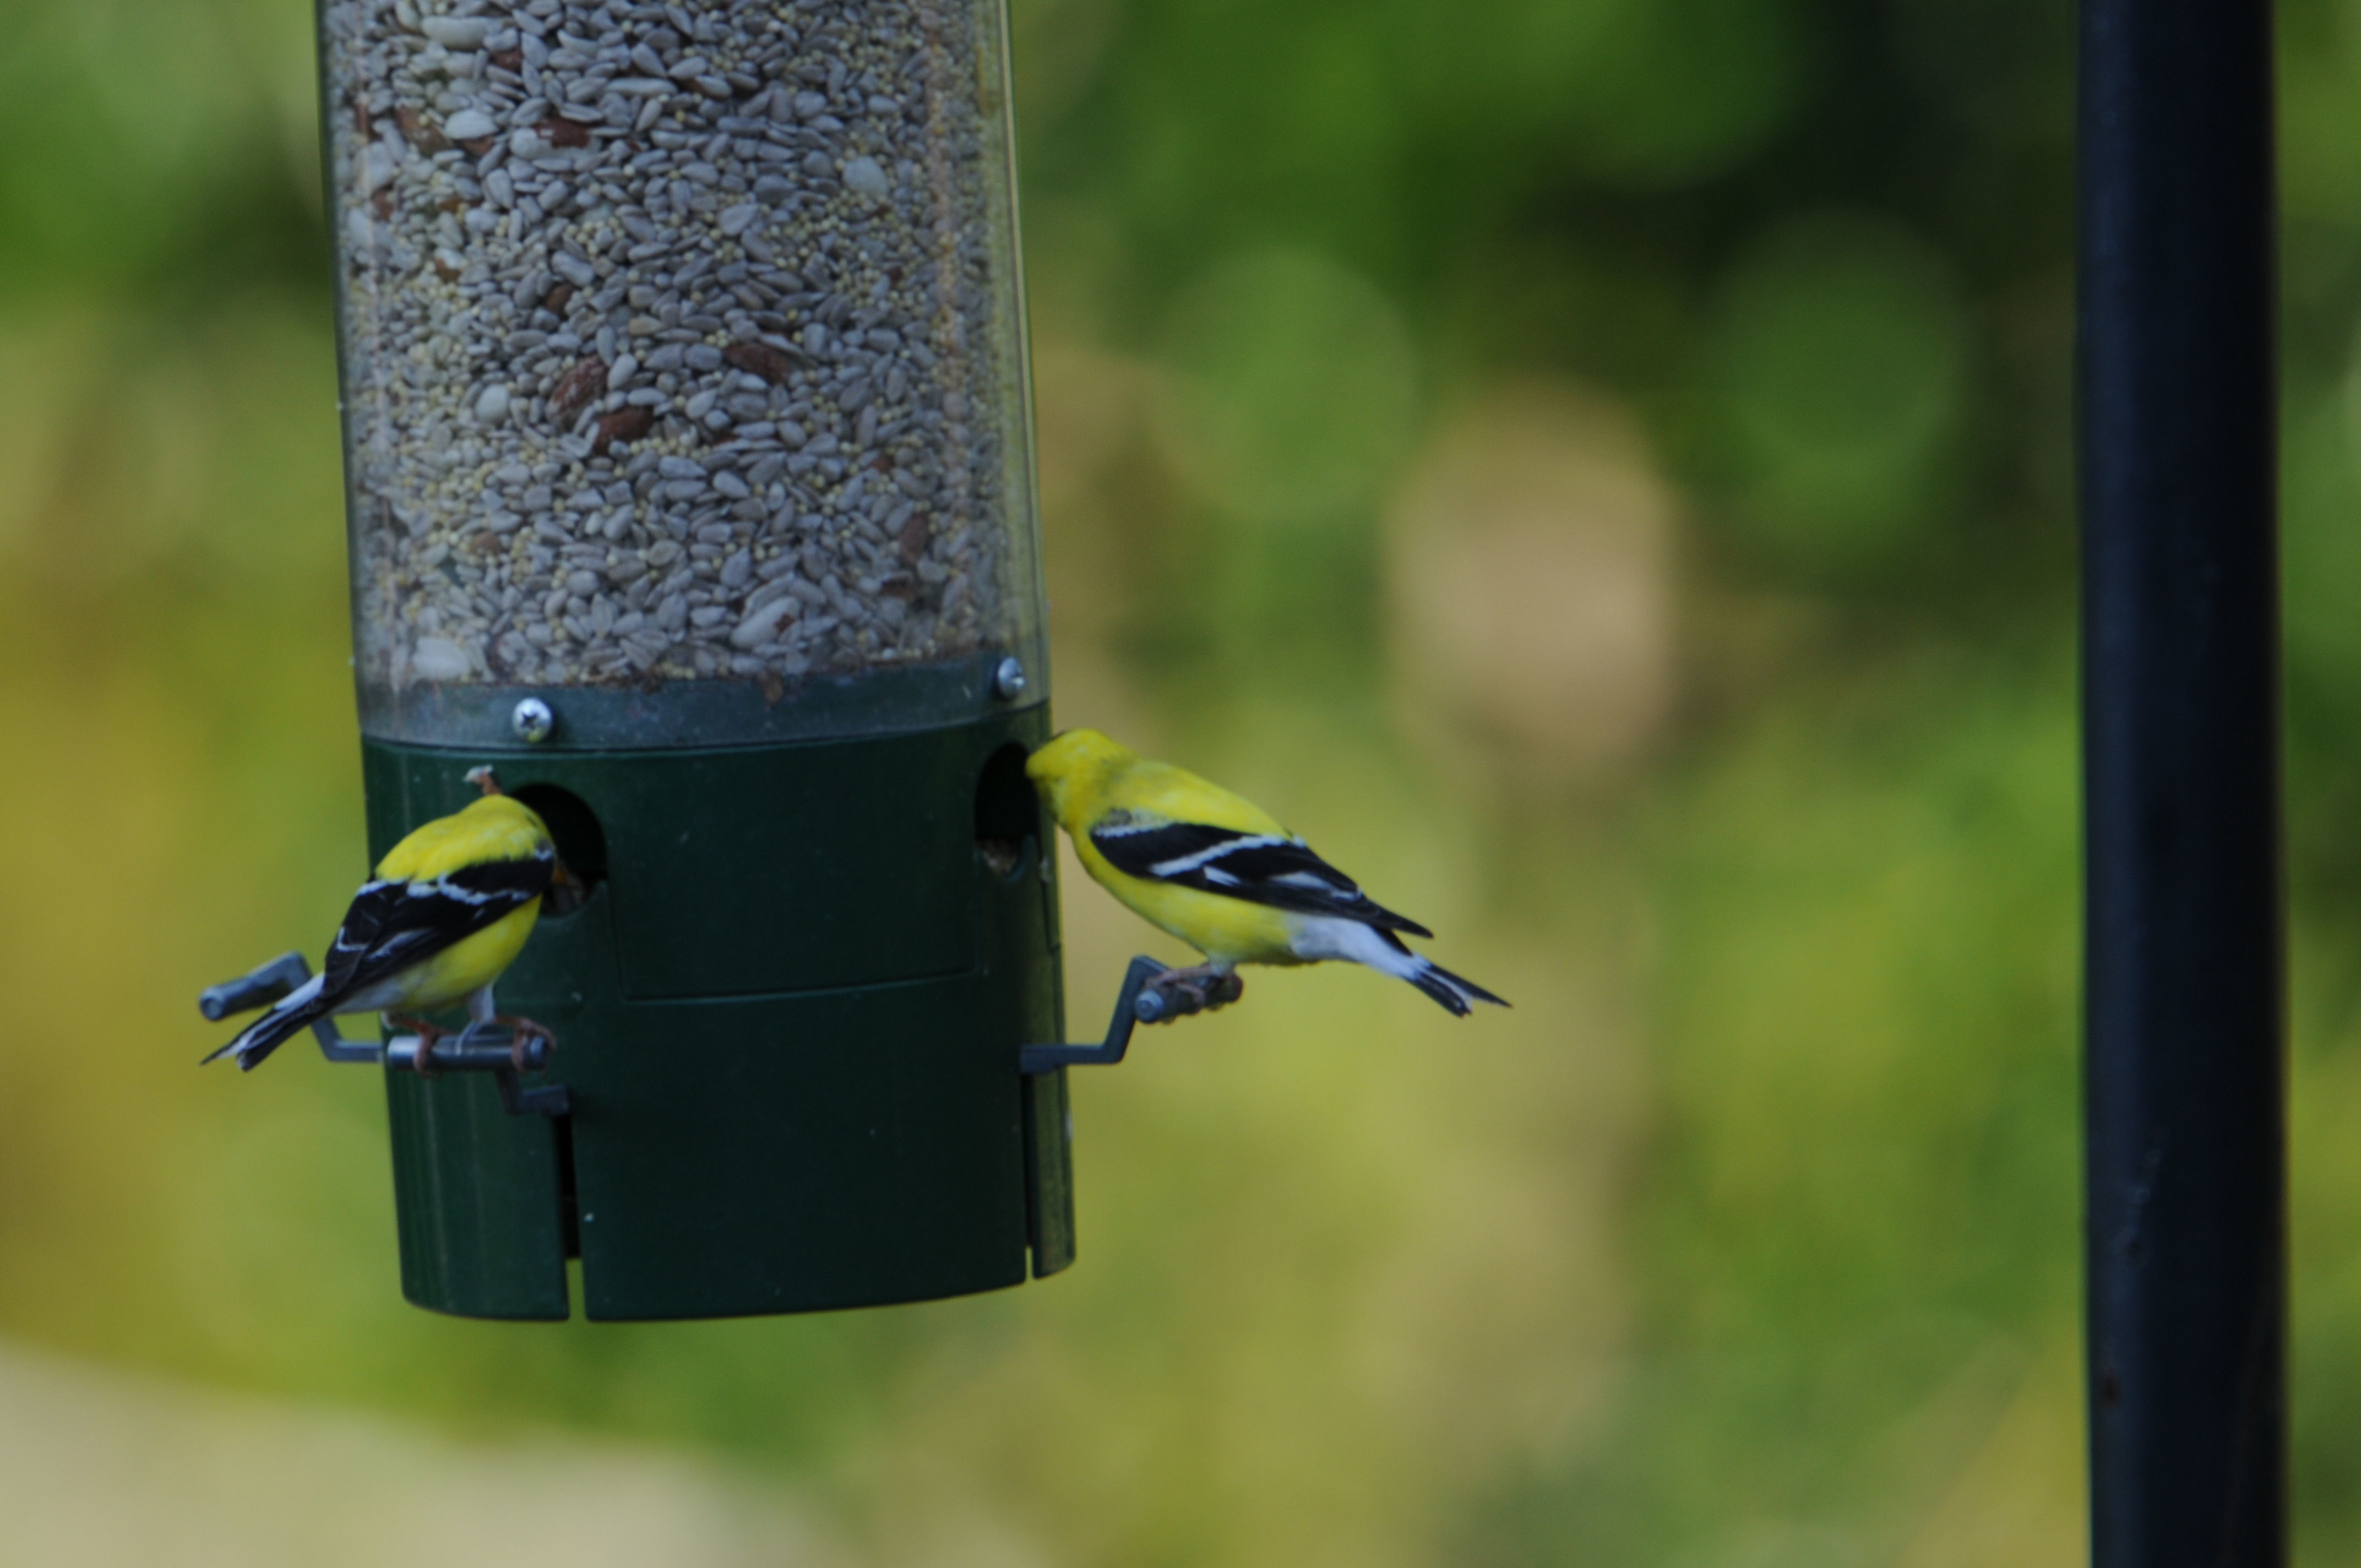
[387,899,544,1010]
[1074,837,1303,966]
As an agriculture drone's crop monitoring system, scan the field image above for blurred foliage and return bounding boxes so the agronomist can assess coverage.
[4,0,2361,1562]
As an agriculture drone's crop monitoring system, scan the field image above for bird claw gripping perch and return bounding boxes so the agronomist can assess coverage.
[198,952,570,1118]
[1018,956,1244,1074]
[1141,968,1247,1020]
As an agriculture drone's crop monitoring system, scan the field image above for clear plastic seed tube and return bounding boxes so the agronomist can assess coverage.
[324,0,1043,742]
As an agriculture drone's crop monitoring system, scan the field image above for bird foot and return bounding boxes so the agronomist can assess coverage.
[1141,967,1245,1021]
[388,1013,445,1076]
[494,1015,558,1072]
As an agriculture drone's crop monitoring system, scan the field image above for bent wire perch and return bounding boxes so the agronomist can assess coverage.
[208,949,1218,1106]
[1019,955,1244,1075]
[199,951,570,1118]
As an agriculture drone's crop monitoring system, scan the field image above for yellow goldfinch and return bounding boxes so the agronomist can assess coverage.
[204,767,567,1071]
[1027,729,1507,1015]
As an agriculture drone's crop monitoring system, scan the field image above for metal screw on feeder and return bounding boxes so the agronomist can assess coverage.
[272,0,1085,1322]
[510,698,554,745]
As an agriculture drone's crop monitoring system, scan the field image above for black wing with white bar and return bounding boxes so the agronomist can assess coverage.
[1090,818,1434,937]
[319,851,554,1002]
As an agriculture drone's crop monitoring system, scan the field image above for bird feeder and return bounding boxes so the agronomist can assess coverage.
[302,0,1073,1320]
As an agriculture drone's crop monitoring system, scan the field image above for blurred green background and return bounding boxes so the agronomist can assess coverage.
[4,0,2361,1561]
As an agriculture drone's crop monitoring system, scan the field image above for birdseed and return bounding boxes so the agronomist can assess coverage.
[324,0,1040,704]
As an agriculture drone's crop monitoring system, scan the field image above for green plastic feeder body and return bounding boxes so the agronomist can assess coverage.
[319,0,1070,1319]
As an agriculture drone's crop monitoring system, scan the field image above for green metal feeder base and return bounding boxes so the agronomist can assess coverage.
[360,706,1073,1321]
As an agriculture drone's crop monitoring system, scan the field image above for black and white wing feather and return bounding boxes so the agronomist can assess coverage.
[318,853,554,1000]
[203,853,552,1070]
[1089,816,1434,937]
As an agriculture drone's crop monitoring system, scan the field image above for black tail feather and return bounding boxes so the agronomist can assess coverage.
[1407,959,1509,1016]
[202,1003,321,1071]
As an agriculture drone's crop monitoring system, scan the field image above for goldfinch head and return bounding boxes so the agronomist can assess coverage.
[461,790,552,836]
[544,854,587,917]
[1026,728,1136,821]
[465,792,582,907]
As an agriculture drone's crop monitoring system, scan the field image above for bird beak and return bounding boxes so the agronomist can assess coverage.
[464,765,503,797]
[543,859,586,917]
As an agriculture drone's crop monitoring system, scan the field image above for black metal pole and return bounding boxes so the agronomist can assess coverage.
[2080,0,2285,1561]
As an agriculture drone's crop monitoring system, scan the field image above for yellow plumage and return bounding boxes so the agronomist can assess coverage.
[371,794,554,1010]
[1031,731,1302,966]
[1027,729,1506,1014]
[206,777,567,1070]
[375,792,553,882]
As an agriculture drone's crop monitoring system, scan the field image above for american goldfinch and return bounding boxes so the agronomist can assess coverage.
[205,767,567,1071]
[1027,729,1507,1015]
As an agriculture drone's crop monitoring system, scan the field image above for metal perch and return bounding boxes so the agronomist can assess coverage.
[199,952,570,1118]
[1019,955,1244,1075]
